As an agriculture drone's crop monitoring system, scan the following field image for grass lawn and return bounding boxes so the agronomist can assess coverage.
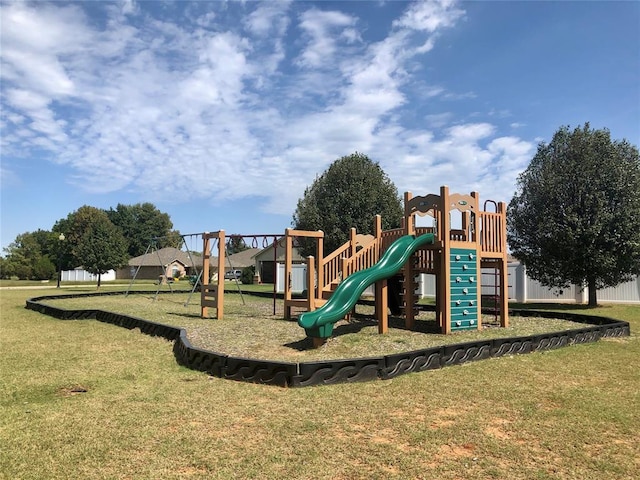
[1,287,639,479]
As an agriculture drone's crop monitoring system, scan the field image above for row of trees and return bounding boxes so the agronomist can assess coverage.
[1,203,180,285]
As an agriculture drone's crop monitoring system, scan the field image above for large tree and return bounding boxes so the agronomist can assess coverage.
[293,152,403,256]
[67,206,129,288]
[106,203,180,257]
[507,123,640,306]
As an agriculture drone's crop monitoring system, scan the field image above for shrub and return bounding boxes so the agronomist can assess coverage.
[241,266,255,285]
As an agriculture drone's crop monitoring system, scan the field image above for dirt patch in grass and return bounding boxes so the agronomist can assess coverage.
[44,291,592,362]
[58,385,89,396]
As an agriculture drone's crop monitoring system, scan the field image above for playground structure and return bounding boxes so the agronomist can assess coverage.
[285,186,509,344]
[200,231,283,318]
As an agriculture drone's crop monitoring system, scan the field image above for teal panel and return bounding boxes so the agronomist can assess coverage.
[451,320,477,331]
[450,265,477,274]
[449,247,479,330]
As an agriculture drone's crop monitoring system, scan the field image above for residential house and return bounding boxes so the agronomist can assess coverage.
[118,247,206,281]
[252,239,305,284]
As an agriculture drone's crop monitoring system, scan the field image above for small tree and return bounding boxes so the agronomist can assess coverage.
[68,206,129,288]
[293,152,403,256]
[507,123,640,306]
[227,236,249,254]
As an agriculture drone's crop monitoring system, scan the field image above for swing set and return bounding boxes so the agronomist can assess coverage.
[125,233,203,306]
[200,231,284,318]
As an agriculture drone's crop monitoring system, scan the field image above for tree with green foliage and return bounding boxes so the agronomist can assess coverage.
[107,203,180,257]
[66,206,129,288]
[507,123,640,306]
[293,152,403,256]
[227,235,249,254]
[1,230,59,280]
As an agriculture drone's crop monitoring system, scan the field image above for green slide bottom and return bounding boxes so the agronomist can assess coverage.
[298,234,435,339]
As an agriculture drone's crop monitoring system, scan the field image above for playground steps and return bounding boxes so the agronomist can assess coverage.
[321,281,341,300]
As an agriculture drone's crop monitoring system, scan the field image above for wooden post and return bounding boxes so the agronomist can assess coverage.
[376,279,388,334]
[316,233,324,301]
[372,214,388,333]
[306,256,316,311]
[201,232,210,318]
[216,230,225,319]
[404,191,414,236]
[498,201,509,328]
[440,186,452,334]
[472,192,482,330]
[349,227,357,257]
[284,228,293,320]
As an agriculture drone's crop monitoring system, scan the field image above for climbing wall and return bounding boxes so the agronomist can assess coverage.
[449,248,479,331]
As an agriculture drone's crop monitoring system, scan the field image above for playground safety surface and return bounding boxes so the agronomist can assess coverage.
[26,291,630,388]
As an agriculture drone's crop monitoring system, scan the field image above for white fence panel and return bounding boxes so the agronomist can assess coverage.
[61,269,116,282]
[276,263,307,294]
[596,277,640,303]
[510,262,638,304]
[525,278,580,302]
[418,274,436,298]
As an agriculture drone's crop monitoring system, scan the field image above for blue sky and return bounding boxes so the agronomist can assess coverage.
[1,0,639,252]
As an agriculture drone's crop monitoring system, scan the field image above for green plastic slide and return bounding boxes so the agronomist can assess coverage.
[298,234,435,339]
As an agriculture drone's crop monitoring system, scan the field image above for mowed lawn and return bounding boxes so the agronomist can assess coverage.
[1,288,639,479]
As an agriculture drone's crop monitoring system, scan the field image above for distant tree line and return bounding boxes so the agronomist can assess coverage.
[1,203,181,285]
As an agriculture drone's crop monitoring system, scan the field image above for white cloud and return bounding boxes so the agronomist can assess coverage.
[393,0,465,33]
[296,8,358,68]
[244,1,292,37]
[1,0,534,217]
[425,112,454,128]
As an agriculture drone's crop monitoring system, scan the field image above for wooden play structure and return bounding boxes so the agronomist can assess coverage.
[200,231,227,319]
[200,231,284,319]
[284,185,509,335]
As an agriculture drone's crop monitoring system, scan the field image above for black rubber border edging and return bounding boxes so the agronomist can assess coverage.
[26,292,630,388]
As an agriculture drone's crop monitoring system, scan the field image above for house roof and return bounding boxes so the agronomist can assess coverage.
[224,248,262,269]
[128,247,201,268]
[253,239,305,262]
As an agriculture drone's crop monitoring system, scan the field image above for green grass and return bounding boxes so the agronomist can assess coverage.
[2,288,639,479]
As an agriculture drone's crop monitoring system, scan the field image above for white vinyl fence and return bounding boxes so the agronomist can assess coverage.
[276,263,307,294]
[61,269,116,282]
[418,262,640,304]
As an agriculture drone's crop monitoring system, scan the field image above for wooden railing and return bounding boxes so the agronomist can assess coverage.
[414,248,436,273]
[381,228,404,252]
[342,239,381,278]
[480,211,505,254]
[450,229,467,241]
[321,241,351,289]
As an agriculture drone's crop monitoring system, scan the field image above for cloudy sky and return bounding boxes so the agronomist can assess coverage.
[1,0,638,251]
